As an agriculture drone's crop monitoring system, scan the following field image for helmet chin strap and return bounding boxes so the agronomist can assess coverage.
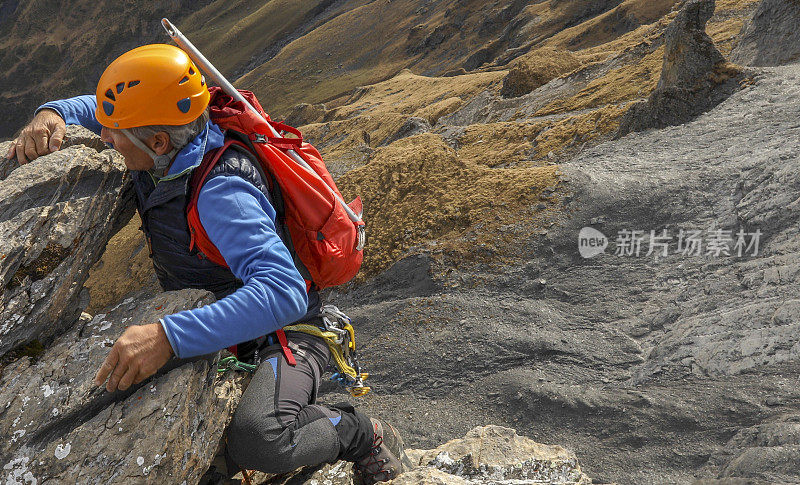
[121,129,178,178]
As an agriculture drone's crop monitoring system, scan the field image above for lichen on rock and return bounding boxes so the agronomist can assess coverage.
[0,288,242,484]
[0,127,134,356]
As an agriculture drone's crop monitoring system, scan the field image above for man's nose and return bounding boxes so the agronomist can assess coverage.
[100,127,114,148]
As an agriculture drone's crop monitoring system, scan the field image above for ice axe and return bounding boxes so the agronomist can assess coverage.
[160,18,364,232]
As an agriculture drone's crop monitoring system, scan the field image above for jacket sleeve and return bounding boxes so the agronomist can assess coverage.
[158,174,309,359]
[36,95,103,135]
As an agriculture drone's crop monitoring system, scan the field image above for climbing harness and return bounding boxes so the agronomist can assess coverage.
[217,305,370,397]
[285,305,371,397]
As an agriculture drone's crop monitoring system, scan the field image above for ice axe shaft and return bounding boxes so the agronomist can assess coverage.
[160,18,362,224]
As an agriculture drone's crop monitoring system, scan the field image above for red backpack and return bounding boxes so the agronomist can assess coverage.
[186,87,365,290]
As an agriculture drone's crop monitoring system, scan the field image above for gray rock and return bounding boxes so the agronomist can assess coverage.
[731,0,800,67]
[699,414,800,484]
[331,253,440,304]
[0,135,134,355]
[60,124,110,153]
[319,61,800,485]
[414,425,592,484]
[616,0,744,137]
[0,288,242,484]
[381,117,432,146]
[389,467,470,484]
[658,0,724,90]
[231,425,592,484]
[0,124,109,180]
[692,479,773,485]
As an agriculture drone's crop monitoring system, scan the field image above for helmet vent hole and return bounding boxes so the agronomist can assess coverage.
[128,80,140,88]
[102,101,115,116]
[177,97,191,114]
[200,75,205,86]
[179,75,190,85]
[105,89,115,101]
[189,67,196,75]
[116,82,125,94]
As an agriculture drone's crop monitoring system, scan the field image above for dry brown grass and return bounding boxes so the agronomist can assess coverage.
[453,122,547,167]
[84,214,154,314]
[534,105,629,159]
[707,18,746,57]
[542,0,679,51]
[536,46,664,116]
[567,11,675,65]
[331,70,504,121]
[303,114,408,162]
[337,133,559,277]
[449,106,626,167]
[237,0,427,117]
[417,97,464,125]
[302,69,504,161]
[180,0,325,77]
[714,0,761,12]
[501,48,583,98]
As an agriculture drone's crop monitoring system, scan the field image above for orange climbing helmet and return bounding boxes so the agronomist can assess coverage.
[95,44,210,129]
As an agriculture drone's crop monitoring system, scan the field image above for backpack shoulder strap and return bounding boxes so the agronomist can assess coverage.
[186,138,250,266]
[185,135,313,284]
[221,131,312,283]
[188,139,248,210]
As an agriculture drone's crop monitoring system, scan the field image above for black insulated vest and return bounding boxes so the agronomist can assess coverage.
[131,146,321,327]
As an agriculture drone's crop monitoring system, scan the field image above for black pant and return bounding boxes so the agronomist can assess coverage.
[225,329,374,474]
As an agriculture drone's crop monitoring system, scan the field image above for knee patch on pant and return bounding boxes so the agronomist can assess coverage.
[330,402,375,462]
[227,404,341,474]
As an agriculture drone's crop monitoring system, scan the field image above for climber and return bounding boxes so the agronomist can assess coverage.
[6,44,410,484]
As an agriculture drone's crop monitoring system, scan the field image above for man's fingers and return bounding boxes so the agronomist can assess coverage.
[116,364,139,392]
[33,131,49,156]
[94,347,119,386]
[106,363,128,393]
[50,124,66,152]
[15,142,28,165]
[133,369,149,386]
[23,136,38,162]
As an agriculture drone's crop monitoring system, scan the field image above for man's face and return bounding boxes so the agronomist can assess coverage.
[100,126,155,171]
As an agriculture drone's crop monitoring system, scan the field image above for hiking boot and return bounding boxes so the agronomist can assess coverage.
[352,418,413,484]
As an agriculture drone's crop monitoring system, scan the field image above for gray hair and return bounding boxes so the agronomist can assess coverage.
[126,109,210,150]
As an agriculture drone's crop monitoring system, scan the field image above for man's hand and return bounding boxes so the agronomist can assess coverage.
[6,109,67,164]
[94,323,174,392]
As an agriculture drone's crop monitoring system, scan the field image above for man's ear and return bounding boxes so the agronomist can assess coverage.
[149,132,174,156]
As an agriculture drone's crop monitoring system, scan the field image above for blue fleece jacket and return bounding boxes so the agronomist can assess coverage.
[38,96,309,358]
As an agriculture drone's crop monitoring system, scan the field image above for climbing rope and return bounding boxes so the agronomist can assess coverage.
[285,305,371,397]
[217,306,370,397]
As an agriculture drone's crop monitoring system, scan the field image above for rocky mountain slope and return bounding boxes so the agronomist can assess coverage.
[2,0,800,483]
[0,0,753,139]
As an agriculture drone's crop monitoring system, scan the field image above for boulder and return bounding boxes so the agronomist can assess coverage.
[657,0,725,90]
[228,425,593,484]
[616,0,744,137]
[0,129,135,355]
[731,0,800,67]
[414,425,592,484]
[0,288,242,484]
